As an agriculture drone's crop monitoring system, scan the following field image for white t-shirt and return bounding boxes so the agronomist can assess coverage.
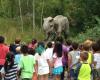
[34,52,49,75]
[69,51,80,69]
[45,48,53,62]
[53,53,62,68]
[94,53,100,69]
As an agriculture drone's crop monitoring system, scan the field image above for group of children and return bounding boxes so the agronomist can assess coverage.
[0,35,100,80]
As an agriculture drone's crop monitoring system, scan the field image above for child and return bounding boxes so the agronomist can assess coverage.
[52,42,63,80]
[45,42,54,78]
[56,36,68,80]
[9,38,21,55]
[35,42,50,80]
[68,42,80,80]
[75,51,92,80]
[1,52,18,80]
[92,42,100,80]
[28,39,37,50]
[0,36,9,79]
[18,45,36,80]
[82,40,93,64]
[28,48,37,80]
[45,42,53,65]
[0,36,9,70]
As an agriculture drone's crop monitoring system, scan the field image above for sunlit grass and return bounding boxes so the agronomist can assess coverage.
[0,18,45,44]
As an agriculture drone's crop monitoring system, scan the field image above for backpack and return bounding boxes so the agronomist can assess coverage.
[9,44,21,55]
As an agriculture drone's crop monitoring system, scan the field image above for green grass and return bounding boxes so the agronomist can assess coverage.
[0,17,45,44]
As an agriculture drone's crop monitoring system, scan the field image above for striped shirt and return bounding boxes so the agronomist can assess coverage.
[1,63,18,80]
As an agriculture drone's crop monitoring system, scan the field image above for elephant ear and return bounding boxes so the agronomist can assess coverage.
[43,18,47,21]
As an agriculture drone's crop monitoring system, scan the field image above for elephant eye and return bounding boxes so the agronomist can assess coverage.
[49,19,53,22]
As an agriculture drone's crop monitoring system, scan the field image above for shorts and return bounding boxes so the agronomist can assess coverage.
[70,69,77,80]
[52,66,63,75]
[38,66,49,75]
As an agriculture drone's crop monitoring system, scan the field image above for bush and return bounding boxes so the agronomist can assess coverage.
[70,16,100,43]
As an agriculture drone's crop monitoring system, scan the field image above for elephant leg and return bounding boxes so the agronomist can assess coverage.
[48,32,56,41]
[51,32,57,40]
[44,32,50,41]
[63,31,68,40]
[62,22,69,40]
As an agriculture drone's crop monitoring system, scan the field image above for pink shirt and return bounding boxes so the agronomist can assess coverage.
[53,53,63,68]
[0,44,9,65]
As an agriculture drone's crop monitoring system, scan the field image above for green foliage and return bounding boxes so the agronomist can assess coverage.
[70,17,100,43]
[65,0,100,33]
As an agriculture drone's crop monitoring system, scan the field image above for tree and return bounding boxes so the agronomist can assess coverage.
[33,0,35,30]
[40,0,44,27]
[19,0,24,32]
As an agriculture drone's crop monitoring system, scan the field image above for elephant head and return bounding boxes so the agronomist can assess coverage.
[43,17,58,40]
[43,17,55,34]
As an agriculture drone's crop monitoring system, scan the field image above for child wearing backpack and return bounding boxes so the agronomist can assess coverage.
[75,51,92,80]
[0,52,18,80]
[68,42,80,80]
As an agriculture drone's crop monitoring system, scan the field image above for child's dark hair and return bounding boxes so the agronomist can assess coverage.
[21,45,28,54]
[32,38,37,45]
[0,36,5,43]
[56,36,64,44]
[92,42,99,52]
[4,52,15,72]
[47,42,52,48]
[66,40,72,46]
[53,42,62,57]
[72,42,79,50]
[28,48,35,55]
[37,42,45,48]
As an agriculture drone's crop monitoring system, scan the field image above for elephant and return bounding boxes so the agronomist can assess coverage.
[43,15,69,40]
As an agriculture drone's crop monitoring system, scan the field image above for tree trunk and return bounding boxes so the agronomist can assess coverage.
[33,0,35,31]
[1,0,4,13]
[27,0,29,7]
[19,0,24,33]
[40,0,44,28]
